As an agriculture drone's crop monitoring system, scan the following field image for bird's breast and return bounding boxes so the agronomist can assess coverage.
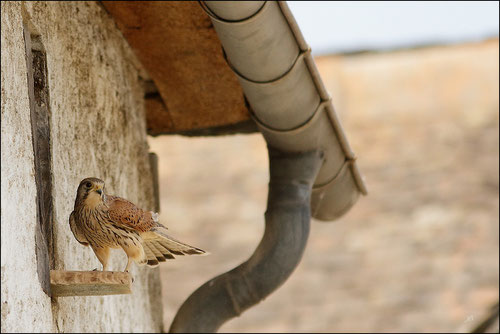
[75,207,142,249]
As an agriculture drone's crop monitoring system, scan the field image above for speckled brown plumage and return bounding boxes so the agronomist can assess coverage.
[69,177,206,272]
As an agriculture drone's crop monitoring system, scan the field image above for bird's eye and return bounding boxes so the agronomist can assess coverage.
[85,182,92,188]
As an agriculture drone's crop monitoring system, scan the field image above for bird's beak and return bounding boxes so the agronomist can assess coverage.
[96,189,102,195]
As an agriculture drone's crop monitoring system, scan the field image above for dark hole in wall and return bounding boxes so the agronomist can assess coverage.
[23,25,54,297]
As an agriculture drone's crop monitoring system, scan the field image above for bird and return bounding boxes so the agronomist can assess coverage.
[69,177,207,272]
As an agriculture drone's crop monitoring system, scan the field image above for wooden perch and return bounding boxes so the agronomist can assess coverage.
[50,270,132,297]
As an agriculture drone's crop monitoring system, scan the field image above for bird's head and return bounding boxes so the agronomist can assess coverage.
[76,177,106,208]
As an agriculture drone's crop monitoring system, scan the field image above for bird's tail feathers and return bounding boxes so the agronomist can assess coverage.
[141,226,208,266]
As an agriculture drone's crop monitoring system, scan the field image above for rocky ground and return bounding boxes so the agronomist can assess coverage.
[148,39,499,333]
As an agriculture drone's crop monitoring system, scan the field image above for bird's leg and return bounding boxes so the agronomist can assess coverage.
[124,256,133,273]
[92,246,110,271]
[123,256,136,283]
[121,243,143,273]
[121,245,141,283]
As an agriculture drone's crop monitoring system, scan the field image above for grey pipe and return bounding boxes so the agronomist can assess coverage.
[169,147,323,333]
[200,1,367,221]
[169,1,367,331]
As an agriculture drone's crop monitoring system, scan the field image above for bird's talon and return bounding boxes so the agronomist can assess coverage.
[92,268,98,271]
[125,272,134,283]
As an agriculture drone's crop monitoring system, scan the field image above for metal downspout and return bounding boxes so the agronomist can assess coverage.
[170,148,323,332]
[169,1,367,332]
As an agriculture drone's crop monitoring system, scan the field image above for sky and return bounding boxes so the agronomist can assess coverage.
[287,1,500,55]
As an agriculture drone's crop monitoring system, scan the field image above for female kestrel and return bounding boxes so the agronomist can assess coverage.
[69,177,206,272]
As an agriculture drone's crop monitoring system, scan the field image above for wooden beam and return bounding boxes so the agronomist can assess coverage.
[50,270,132,297]
[101,1,251,134]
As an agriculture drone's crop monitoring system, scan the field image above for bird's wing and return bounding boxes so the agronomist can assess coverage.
[69,211,89,246]
[105,195,156,232]
[105,195,207,265]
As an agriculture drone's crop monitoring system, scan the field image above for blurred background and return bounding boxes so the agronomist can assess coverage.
[149,1,499,332]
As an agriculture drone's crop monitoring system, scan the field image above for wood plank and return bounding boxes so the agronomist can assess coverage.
[23,24,52,297]
[101,1,252,134]
[50,270,132,297]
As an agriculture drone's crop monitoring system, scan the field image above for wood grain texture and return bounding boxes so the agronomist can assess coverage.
[101,1,251,134]
[50,270,132,297]
[23,25,53,297]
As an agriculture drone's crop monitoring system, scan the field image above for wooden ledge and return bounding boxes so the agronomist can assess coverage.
[50,270,132,297]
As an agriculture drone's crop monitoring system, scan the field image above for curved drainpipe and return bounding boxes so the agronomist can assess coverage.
[170,1,367,332]
[170,147,323,332]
